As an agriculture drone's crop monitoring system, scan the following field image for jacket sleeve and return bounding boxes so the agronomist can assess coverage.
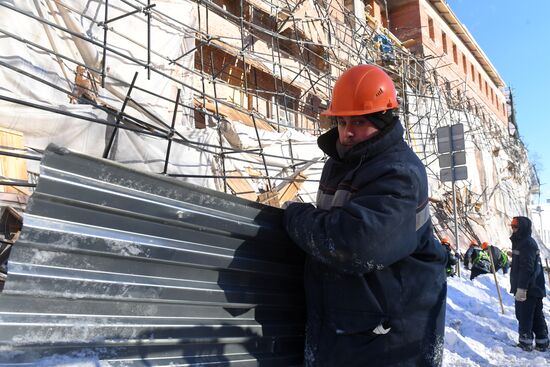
[283,165,420,274]
[517,239,538,290]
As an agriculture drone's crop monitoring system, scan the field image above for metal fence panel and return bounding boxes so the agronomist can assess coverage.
[0,144,305,366]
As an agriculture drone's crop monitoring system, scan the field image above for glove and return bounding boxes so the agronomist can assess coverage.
[515,288,527,302]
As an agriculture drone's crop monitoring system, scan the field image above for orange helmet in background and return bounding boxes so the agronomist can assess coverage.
[511,218,519,227]
[321,64,398,117]
[481,242,489,250]
[469,240,477,247]
[441,237,451,245]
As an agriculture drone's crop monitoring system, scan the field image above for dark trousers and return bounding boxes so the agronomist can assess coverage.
[515,296,549,346]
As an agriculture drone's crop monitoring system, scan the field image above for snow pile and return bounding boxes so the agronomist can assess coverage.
[444,268,550,366]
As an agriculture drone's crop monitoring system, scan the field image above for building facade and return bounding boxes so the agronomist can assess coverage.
[386,0,507,125]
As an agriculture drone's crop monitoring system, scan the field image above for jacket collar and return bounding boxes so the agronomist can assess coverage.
[317,117,404,163]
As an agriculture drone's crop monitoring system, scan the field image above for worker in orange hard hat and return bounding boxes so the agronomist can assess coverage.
[282,64,446,366]
[440,237,458,277]
[321,64,399,148]
[480,241,509,275]
[464,240,481,270]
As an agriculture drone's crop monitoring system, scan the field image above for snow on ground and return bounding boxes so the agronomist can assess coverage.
[444,267,550,366]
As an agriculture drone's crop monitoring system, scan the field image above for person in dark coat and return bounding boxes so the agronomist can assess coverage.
[470,246,492,280]
[509,216,548,352]
[463,240,481,270]
[441,237,458,277]
[283,65,447,367]
[482,242,509,275]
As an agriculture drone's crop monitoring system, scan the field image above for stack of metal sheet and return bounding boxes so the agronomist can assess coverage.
[0,144,305,366]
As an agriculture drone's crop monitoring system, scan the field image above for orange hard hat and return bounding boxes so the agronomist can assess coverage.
[481,242,489,250]
[469,240,477,247]
[321,64,398,117]
[441,237,451,245]
[511,218,519,227]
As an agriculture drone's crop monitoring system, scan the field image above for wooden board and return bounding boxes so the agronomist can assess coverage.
[0,127,28,194]
[225,169,258,201]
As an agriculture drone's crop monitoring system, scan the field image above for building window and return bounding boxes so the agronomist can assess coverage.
[471,65,475,81]
[462,54,467,75]
[452,44,457,63]
[428,17,434,40]
[344,0,355,29]
[485,81,488,96]
[442,31,447,54]
[478,73,482,90]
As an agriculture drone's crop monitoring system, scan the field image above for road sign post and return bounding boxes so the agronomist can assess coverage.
[437,124,467,277]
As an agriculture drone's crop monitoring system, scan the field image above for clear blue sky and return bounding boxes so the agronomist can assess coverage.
[446,0,550,204]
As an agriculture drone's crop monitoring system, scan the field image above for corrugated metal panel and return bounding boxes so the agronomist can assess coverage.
[0,144,305,366]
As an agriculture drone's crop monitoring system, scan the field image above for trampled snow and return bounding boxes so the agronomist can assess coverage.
[444,267,550,366]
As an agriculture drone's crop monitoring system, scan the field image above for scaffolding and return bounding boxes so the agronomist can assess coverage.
[0,0,534,250]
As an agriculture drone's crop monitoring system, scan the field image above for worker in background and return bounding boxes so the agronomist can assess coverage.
[282,64,447,366]
[441,237,459,277]
[509,216,548,352]
[463,240,481,270]
[501,249,510,274]
[470,244,492,280]
[481,241,509,275]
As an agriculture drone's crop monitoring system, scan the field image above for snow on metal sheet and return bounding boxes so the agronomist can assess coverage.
[0,144,305,366]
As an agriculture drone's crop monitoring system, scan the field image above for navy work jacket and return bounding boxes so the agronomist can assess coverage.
[284,120,447,366]
[510,216,546,298]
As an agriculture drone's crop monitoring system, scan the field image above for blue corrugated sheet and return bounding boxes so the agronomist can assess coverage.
[0,144,305,366]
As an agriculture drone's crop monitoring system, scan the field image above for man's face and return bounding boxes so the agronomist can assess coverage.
[336,115,380,147]
[511,223,519,233]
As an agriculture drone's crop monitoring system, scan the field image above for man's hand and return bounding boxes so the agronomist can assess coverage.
[515,288,527,302]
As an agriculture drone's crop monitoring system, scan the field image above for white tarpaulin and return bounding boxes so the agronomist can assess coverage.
[0,0,325,197]
[0,0,200,173]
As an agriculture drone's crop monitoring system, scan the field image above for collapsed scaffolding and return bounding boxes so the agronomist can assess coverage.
[0,0,536,254]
